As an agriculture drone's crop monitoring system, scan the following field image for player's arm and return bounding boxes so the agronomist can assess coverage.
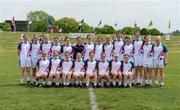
[17,43,21,57]
[163,45,168,65]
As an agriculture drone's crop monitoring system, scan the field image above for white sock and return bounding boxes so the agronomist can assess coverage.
[160,82,164,86]
[76,80,79,85]
[137,77,140,83]
[27,74,30,81]
[140,78,143,84]
[79,81,82,85]
[113,81,116,86]
[48,81,52,85]
[20,73,24,84]
[124,81,127,87]
[145,80,148,84]
[20,78,24,84]
[118,80,122,86]
[154,80,158,85]
[32,78,36,82]
[56,82,59,86]
[42,80,46,85]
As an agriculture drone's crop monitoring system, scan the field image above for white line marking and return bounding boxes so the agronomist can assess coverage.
[88,87,99,110]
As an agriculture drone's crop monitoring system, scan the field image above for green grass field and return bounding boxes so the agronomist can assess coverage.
[0,32,180,110]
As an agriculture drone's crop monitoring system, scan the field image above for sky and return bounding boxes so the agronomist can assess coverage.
[0,0,179,33]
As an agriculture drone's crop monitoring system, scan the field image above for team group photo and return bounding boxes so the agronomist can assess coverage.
[0,0,180,110]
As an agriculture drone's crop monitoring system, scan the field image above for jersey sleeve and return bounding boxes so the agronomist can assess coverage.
[17,42,22,50]
[162,45,168,53]
[130,61,135,69]
[36,59,41,67]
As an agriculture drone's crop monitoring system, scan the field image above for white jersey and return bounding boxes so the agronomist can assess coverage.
[143,43,153,58]
[153,43,168,60]
[61,59,73,73]
[74,60,85,73]
[94,44,103,60]
[122,61,134,73]
[50,58,61,73]
[110,60,121,73]
[98,60,109,73]
[37,58,50,74]
[133,38,144,56]
[103,43,113,61]
[113,39,124,54]
[30,42,41,58]
[85,59,97,74]
[84,42,94,60]
[17,42,31,58]
[123,43,134,57]
[41,42,52,55]
[51,43,61,53]
[61,44,73,56]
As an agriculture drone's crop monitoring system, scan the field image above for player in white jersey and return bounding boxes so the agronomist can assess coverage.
[122,35,134,62]
[50,37,61,57]
[83,34,94,60]
[85,52,98,87]
[35,51,50,87]
[17,34,31,85]
[142,36,154,87]
[103,35,113,61]
[110,53,122,87]
[153,36,168,87]
[112,32,124,61]
[30,35,41,84]
[97,52,110,87]
[122,54,135,88]
[94,37,103,61]
[132,32,144,87]
[61,52,74,87]
[72,52,85,87]
[48,50,61,87]
[40,34,52,59]
[61,37,73,58]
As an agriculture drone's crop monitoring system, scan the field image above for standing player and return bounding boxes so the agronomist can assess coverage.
[94,37,103,61]
[51,36,61,57]
[142,36,154,87]
[110,53,122,87]
[85,52,98,87]
[48,50,61,87]
[112,32,124,61]
[30,34,41,84]
[61,52,74,87]
[153,36,168,87]
[17,34,31,85]
[83,34,94,60]
[132,32,144,87]
[98,52,110,87]
[72,37,84,59]
[35,51,50,87]
[61,37,73,58]
[122,54,135,88]
[40,34,52,59]
[72,52,85,87]
[103,35,113,61]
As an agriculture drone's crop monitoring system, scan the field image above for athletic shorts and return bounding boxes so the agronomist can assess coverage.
[62,70,72,75]
[73,71,85,76]
[86,70,97,76]
[134,55,143,66]
[19,57,31,67]
[111,71,121,75]
[98,71,109,76]
[122,72,132,75]
[143,57,153,68]
[49,71,61,76]
[153,58,165,68]
[31,57,39,68]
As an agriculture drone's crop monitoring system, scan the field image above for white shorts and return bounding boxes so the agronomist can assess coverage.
[86,70,97,76]
[37,71,48,76]
[153,59,165,68]
[19,57,32,67]
[62,70,72,75]
[143,57,153,68]
[31,57,39,68]
[73,71,85,76]
[134,55,143,66]
[49,71,61,76]
[98,71,109,76]
[122,72,132,75]
[111,71,121,75]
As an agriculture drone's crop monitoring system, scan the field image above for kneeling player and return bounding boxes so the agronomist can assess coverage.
[85,52,98,87]
[61,52,74,87]
[122,54,134,88]
[73,52,85,87]
[35,51,50,86]
[98,52,110,87]
[110,53,122,87]
[48,50,61,87]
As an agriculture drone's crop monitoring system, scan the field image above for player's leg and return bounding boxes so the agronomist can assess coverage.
[73,73,79,86]
[144,67,148,87]
[159,68,165,87]
[139,66,143,86]
[128,72,133,88]
[86,73,90,87]
[93,73,97,87]
[79,74,84,87]
[48,73,54,86]
[112,73,117,87]
[117,72,122,87]
[26,67,31,84]
[62,72,67,86]
[154,68,159,87]
[20,67,25,85]
[123,73,128,87]
[55,73,60,86]
[148,68,153,86]
[104,74,110,87]
[67,72,72,86]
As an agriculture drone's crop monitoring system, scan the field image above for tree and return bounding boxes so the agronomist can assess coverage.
[101,24,116,34]
[26,10,54,32]
[54,17,79,33]
[122,27,133,35]
[140,28,149,35]
[0,22,10,31]
[149,28,162,35]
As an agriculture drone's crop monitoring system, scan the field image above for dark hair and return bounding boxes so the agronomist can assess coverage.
[54,36,59,40]
[64,36,69,41]
[144,35,148,39]
[124,54,129,57]
[89,51,94,55]
[86,34,91,38]
[101,52,106,56]
[76,36,81,40]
